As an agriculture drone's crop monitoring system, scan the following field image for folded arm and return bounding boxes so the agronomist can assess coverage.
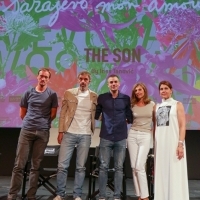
[95,97,102,120]
[51,107,58,121]
[20,107,27,120]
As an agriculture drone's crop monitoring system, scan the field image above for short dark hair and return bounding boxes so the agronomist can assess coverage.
[38,68,51,78]
[107,74,120,81]
[158,80,172,90]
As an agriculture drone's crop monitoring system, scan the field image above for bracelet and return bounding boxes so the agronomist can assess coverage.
[178,140,184,146]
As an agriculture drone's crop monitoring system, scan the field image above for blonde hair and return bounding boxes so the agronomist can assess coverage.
[131,83,151,106]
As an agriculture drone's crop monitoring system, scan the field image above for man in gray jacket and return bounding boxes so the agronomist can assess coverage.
[54,71,97,200]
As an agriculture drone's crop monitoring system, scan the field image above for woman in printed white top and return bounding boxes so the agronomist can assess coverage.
[153,80,189,200]
[127,83,154,200]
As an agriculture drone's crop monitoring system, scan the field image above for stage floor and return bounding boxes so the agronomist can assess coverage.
[0,177,200,200]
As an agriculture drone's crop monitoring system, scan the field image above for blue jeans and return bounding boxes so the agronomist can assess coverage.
[56,132,91,198]
[8,129,50,199]
[98,138,126,199]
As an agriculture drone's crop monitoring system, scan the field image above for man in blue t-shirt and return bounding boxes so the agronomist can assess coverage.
[8,68,58,200]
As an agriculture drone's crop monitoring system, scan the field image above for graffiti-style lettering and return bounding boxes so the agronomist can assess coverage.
[2,0,88,27]
[2,0,200,27]
[26,43,52,67]
[96,1,139,13]
[148,0,200,12]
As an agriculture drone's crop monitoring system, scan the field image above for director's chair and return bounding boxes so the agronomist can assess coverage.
[147,149,154,200]
[21,145,60,199]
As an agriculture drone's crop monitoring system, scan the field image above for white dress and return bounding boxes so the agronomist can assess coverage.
[154,98,189,200]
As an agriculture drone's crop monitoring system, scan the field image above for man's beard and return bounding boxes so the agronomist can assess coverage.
[39,82,46,87]
[80,84,86,91]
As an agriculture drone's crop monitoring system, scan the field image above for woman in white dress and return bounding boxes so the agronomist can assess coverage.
[127,83,154,200]
[154,80,189,200]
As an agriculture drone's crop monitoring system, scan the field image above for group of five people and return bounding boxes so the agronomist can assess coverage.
[7,68,189,200]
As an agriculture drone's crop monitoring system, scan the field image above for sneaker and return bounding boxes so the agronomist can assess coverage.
[53,195,65,200]
[74,197,82,200]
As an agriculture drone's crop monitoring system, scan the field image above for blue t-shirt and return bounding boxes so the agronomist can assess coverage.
[20,87,58,130]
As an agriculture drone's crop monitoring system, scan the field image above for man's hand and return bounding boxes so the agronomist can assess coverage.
[57,132,64,144]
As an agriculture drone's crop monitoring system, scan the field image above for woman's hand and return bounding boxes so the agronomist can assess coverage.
[176,144,184,160]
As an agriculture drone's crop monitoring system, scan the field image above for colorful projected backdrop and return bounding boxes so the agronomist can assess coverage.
[0,0,200,129]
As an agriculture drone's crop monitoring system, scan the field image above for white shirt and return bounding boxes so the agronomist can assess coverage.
[68,90,92,134]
